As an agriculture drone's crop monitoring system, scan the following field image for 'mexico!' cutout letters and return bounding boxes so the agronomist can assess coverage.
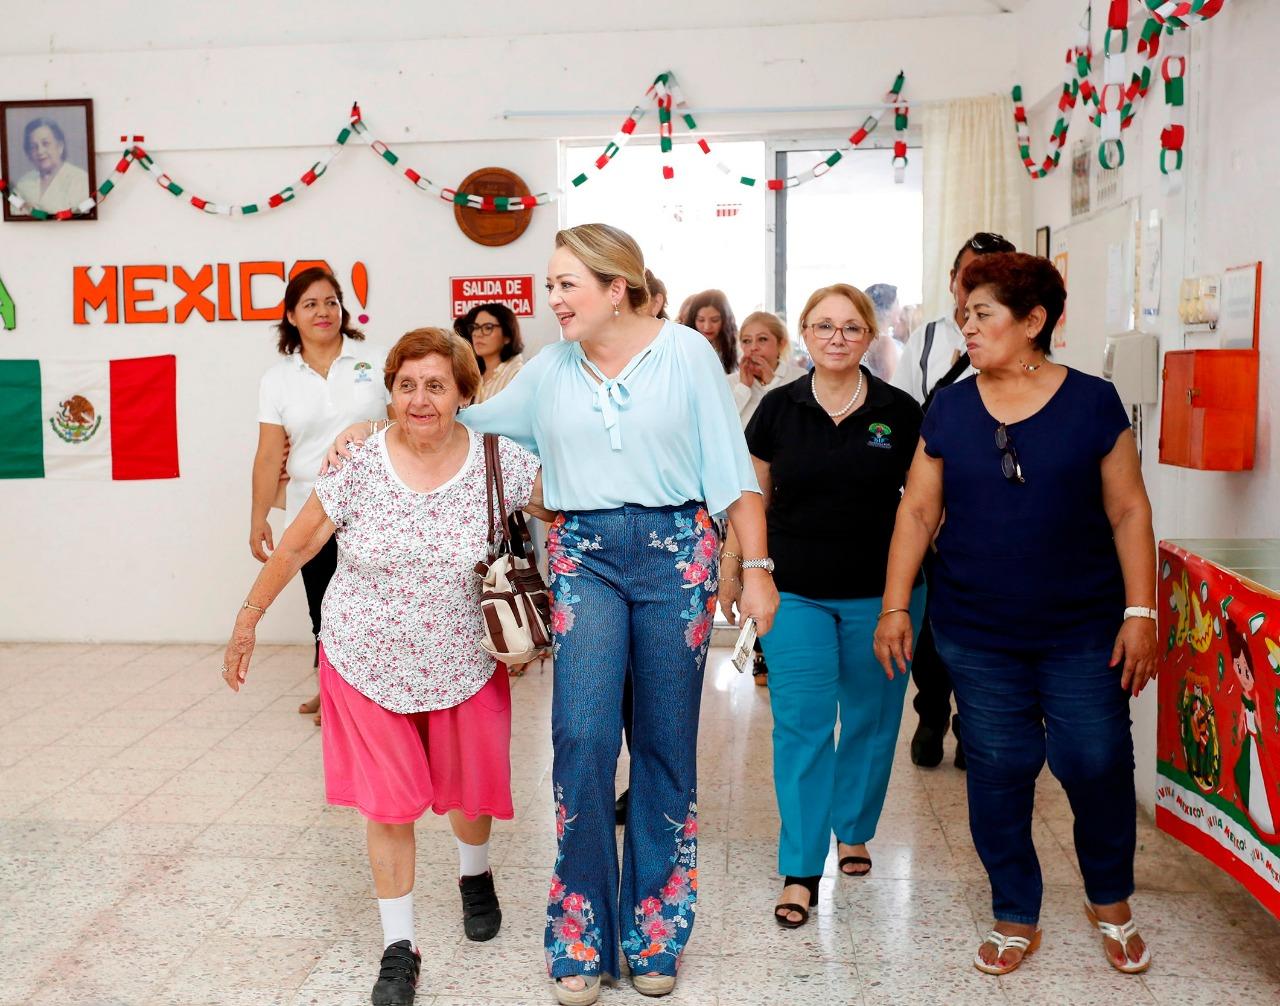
[72,260,368,324]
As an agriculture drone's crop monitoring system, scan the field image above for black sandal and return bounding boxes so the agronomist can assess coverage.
[839,855,872,877]
[459,870,503,941]
[371,939,421,1006]
[774,875,820,929]
[753,651,768,687]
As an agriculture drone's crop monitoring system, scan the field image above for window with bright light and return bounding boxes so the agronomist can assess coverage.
[563,137,923,363]
[563,140,770,321]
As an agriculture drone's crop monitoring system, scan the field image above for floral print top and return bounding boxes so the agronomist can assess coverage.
[314,426,538,713]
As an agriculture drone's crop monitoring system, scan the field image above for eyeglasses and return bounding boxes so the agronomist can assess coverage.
[995,423,1025,484]
[470,322,503,336]
[806,321,870,342]
[967,232,1014,254]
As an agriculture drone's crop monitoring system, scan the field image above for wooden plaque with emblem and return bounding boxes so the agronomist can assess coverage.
[454,168,533,247]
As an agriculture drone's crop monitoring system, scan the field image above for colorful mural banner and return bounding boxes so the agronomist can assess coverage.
[1156,541,1280,917]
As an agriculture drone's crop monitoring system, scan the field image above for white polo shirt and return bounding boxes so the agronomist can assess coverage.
[257,336,390,522]
[889,313,975,406]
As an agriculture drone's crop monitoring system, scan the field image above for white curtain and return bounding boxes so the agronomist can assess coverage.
[921,95,1024,320]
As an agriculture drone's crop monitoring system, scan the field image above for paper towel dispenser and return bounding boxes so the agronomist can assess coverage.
[1102,330,1159,405]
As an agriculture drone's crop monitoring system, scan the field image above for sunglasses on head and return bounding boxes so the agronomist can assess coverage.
[995,423,1025,484]
[968,232,1012,254]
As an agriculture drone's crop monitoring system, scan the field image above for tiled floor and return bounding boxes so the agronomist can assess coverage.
[1,641,1278,1005]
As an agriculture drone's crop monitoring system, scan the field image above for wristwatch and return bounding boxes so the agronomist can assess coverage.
[1123,606,1158,621]
[740,557,776,573]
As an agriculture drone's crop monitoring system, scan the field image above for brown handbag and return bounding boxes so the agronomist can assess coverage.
[475,433,553,663]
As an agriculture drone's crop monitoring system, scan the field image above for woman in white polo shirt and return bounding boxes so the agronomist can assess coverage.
[251,267,391,722]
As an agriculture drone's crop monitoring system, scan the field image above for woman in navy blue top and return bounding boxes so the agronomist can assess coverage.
[874,253,1158,979]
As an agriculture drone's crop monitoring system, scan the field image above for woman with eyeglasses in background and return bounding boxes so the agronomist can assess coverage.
[874,253,1158,978]
[455,303,525,403]
[720,284,924,928]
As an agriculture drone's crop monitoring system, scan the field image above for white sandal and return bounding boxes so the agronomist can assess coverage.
[633,973,676,997]
[973,927,1042,975]
[1084,900,1151,974]
[553,975,600,1006]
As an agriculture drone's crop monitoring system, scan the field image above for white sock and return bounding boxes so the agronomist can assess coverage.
[377,892,415,949]
[457,837,491,878]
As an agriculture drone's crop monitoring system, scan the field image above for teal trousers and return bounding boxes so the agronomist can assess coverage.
[761,586,925,876]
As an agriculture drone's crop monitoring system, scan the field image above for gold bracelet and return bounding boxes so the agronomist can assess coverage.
[242,602,268,615]
[877,607,909,619]
[721,575,740,584]
[721,549,742,563]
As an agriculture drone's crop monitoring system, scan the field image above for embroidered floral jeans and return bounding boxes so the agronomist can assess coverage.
[543,501,716,981]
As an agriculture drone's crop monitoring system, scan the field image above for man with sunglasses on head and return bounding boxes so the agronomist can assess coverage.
[890,231,1016,770]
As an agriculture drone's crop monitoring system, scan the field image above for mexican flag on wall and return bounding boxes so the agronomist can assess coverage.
[0,355,178,479]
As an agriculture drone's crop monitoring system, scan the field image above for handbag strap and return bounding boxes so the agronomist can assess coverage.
[483,433,512,556]
[921,352,971,414]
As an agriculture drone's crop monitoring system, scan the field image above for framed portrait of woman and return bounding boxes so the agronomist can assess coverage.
[1,98,97,221]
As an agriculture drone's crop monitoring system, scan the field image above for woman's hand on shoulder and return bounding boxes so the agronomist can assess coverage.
[1112,616,1158,696]
[873,610,913,680]
[320,422,374,475]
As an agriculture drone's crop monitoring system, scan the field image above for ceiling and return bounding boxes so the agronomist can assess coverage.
[0,1,1030,56]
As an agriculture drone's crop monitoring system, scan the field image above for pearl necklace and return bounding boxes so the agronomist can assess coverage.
[811,369,864,419]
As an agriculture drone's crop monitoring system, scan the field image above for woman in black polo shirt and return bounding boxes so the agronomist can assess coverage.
[720,283,924,928]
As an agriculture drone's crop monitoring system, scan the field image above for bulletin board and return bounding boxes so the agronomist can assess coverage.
[1047,199,1140,377]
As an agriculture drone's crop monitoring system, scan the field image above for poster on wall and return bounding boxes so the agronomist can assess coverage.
[1070,140,1091,219]
[1051,249,1069,349]
[1155,541,1280,918]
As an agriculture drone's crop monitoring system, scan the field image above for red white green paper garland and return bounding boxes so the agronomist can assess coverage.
[1,145,140,220]
[654,71,909,188]
[0,69,909,221]
[1011,0,1230,179]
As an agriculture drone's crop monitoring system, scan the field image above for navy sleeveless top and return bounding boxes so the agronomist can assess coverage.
[921,368,1131,651]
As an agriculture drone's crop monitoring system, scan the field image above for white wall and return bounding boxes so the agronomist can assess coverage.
[1015,0,1279,808]
[1,4,1021,643]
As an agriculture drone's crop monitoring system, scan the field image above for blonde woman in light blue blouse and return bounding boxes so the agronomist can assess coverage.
[330,224,777,1005]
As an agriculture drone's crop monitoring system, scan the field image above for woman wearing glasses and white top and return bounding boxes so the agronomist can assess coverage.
[455,303,526,403]
[874,253,1158,978]
[720,284,924,928]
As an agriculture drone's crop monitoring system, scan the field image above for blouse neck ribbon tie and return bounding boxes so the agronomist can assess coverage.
[592,376,632,451]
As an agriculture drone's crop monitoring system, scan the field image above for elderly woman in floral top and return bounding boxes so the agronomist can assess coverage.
[222,327,553,1006]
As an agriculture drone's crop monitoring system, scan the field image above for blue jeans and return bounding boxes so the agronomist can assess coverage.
[543,502,717,980]
[932,626,1136,925]
[761,588,924,876]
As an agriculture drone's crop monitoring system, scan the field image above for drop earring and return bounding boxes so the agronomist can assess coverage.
[612,300,620,317]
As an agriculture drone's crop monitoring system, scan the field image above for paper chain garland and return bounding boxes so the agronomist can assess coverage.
[628,71,910,190]
[1011,0,1229,180]
[0,70,908,222]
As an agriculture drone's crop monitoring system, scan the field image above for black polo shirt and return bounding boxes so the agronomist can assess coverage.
[745,368,923,600]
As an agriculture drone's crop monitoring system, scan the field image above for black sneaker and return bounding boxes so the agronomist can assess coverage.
[615,788,630,826]
[952,715,967,771]
[371,940,420,1006]
[910,721,944,767]
[459,870,502,941]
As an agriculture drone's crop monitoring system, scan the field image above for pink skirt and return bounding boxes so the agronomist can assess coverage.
[318,644,514,824]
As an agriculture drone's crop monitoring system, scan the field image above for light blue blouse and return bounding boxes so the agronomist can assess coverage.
[460,321,759,515]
